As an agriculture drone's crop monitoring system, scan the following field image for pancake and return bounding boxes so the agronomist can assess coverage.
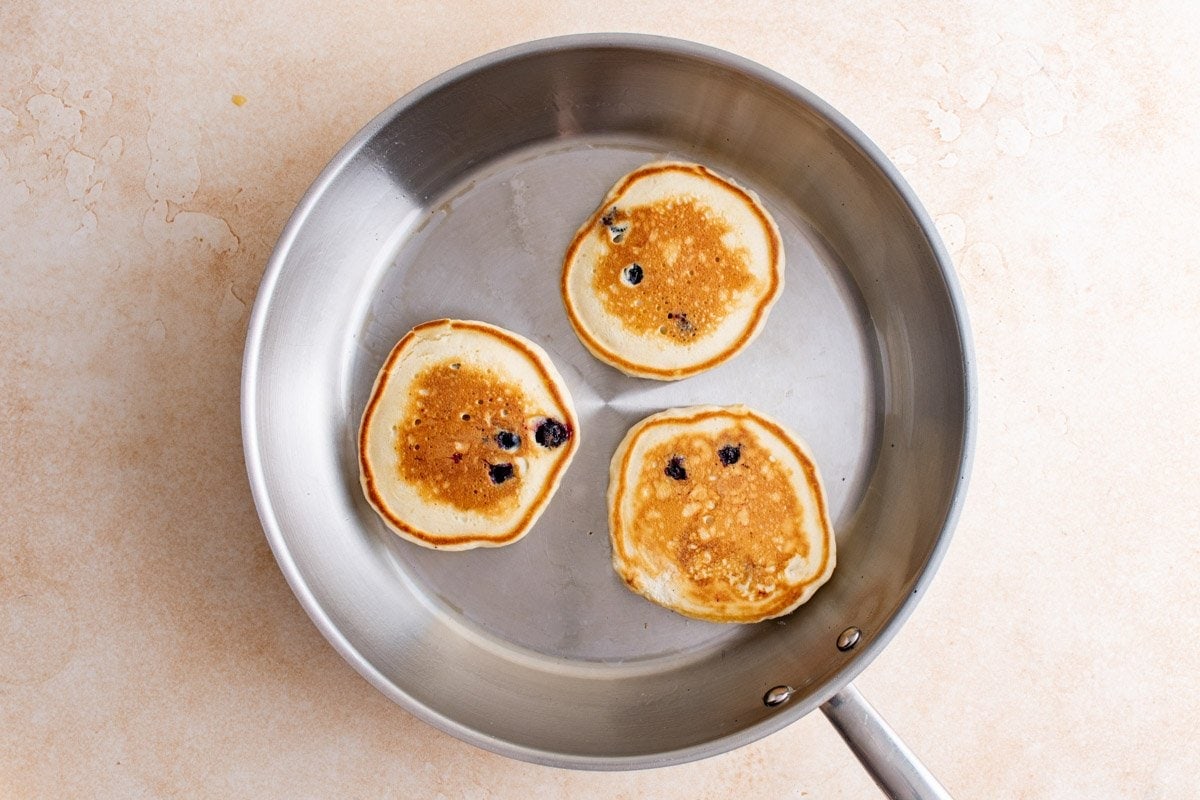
[562,162,784,380]
[608,405,835,622]
[358,319,579,550]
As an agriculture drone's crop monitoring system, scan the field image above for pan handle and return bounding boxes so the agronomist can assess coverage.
[820,683,953,800]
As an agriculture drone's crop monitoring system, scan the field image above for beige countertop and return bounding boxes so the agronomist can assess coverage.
[3,2,1198,797]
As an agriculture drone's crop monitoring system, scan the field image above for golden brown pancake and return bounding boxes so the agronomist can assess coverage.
[359,319,579,550]
[562,162,784,380]
[608,405,835,622]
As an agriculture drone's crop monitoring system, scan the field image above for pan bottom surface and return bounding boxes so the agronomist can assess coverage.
[349,135,880,665]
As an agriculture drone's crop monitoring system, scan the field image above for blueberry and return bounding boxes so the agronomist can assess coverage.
[601,208,616,227]
[534,418,571,448]
[664,456,687,481]
[666,312,694,333]
[495,430,520,451]
[623,263,644,286]
[488,463,515,484]
[718,444,741,466]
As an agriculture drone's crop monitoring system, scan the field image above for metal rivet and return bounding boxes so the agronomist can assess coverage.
[763,685,794,707]
[837,626,862,651]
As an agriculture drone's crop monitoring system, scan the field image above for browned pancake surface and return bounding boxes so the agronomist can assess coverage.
[590,198,754,342]
[630,424,808,605]
[395,360,532,516]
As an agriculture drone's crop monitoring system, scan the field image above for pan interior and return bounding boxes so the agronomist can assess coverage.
[355,137,880,664]
[247,38,969,767]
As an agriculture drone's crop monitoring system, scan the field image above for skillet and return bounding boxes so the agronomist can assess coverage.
[241,34,975,798]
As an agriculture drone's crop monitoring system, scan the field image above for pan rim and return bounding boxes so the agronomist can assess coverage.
[241,32,978,770]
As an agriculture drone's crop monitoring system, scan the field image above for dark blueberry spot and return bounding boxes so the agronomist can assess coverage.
[666,312,693,333]
[664,456,688,481]
[495,430,520,451]
[534,418,571,448]
[718,444,741,466]
[488,463,515,484]
[623,263,644,286]
[600,208,616,227]
[451,452,463,463]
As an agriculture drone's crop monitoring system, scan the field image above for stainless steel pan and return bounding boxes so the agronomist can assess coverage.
[242,34,975,799]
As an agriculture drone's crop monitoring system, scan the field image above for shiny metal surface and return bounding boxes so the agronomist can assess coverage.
[763,685,796,708]
[822,685,955,799]
[837,626,863,651]
[242,34,975,770]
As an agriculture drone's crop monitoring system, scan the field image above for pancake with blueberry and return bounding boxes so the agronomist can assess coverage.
[562,162,784,380]
[359,319,579,550]
[608,405,835,622]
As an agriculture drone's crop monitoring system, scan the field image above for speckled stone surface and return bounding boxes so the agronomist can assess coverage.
[2,2,1198,797]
